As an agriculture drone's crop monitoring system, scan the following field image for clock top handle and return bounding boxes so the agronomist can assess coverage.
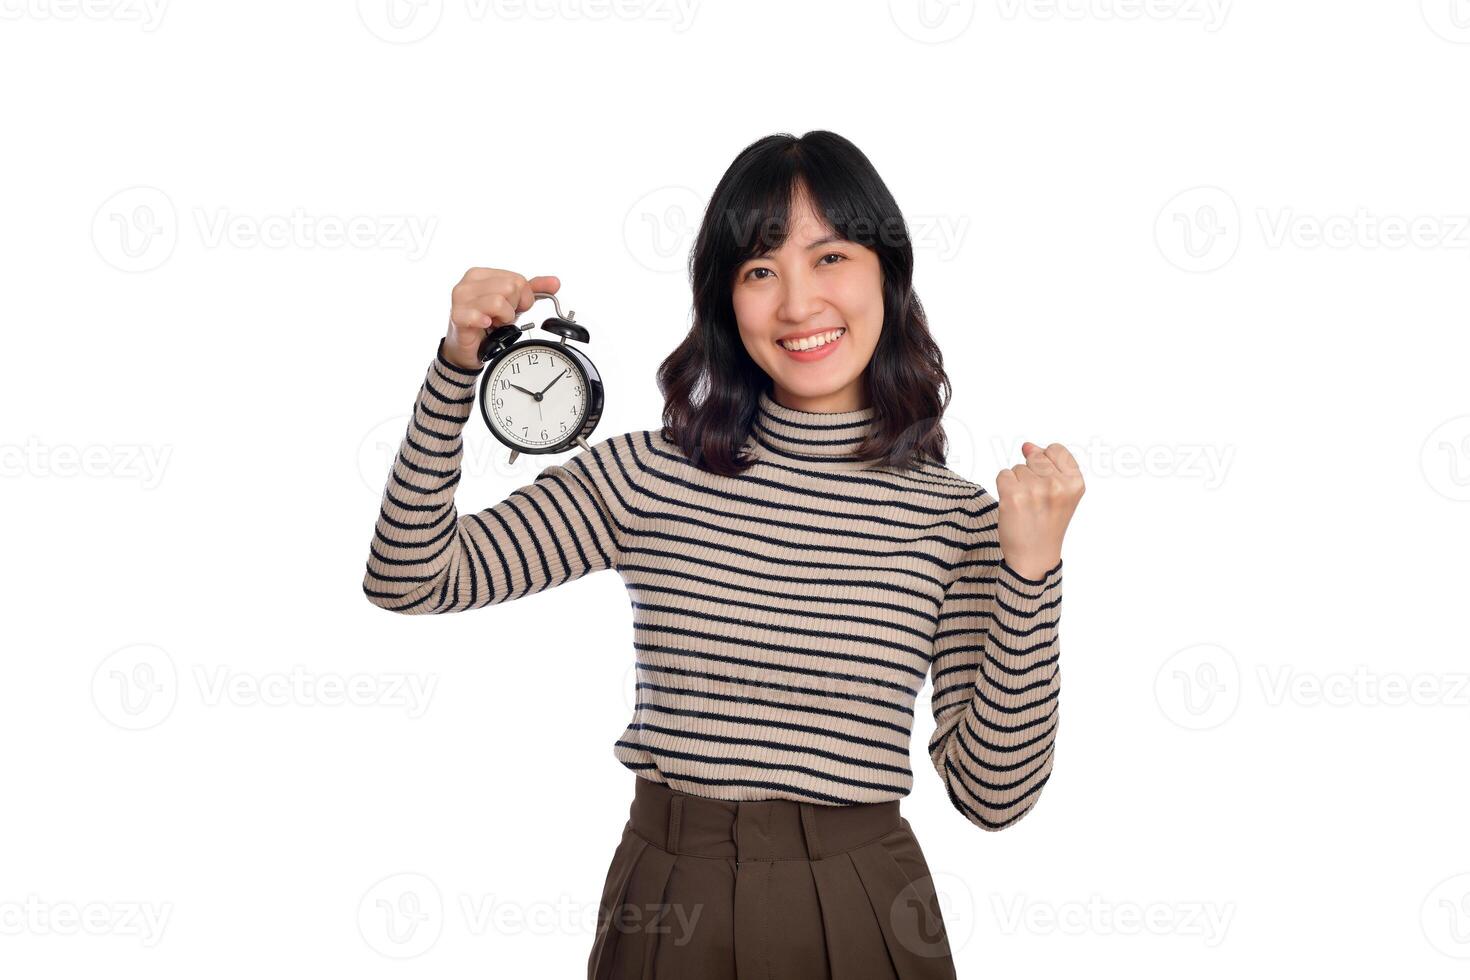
[532,291,574,322]
[529,291,591,344]
[474,290,585,363]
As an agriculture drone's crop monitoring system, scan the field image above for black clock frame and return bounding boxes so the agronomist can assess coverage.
[477,337,604,456]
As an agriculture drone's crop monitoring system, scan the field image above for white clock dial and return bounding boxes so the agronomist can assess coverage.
[485,345,587,449]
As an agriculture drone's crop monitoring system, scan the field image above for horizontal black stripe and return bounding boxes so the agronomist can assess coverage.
[618,741,912,798]
[626,580,939,637]
[634,662,915,721]
[619,548,943,609]
[632,641,923,699]
[613,753,890,805]
[639,430,984,514]
[635,677,913,736]
[631,608,932,675]
[629,714,910,767]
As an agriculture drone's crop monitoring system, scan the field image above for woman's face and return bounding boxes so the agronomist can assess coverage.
[730,189,884,413]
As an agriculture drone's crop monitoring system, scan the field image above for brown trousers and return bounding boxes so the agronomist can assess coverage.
[588,774,959,980]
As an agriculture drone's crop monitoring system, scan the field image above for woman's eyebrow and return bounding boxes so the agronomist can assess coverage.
[750,234,845,260]
[803,234,844,249]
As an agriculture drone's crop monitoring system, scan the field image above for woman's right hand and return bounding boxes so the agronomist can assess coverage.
[443,268,561,371]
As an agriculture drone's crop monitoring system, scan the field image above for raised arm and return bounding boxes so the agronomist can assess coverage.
[927,488,1064,831]
[362,338,639,614]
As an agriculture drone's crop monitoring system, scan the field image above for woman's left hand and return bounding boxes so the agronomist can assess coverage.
[994,442,1085,580]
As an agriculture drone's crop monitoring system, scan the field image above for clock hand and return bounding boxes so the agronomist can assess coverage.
[536,370,568,397]
[509,383,536,396]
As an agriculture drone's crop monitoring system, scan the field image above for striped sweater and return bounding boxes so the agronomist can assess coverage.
[363,340,1064,831]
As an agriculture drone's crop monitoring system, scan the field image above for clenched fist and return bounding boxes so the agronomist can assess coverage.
[995,442,1085,580]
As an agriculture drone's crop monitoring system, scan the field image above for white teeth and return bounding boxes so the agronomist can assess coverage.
[778,327,845,352]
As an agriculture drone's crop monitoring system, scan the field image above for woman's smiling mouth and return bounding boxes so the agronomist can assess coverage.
[776,326,846,360]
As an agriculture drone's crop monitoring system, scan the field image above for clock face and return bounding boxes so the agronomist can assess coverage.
[484,344,588,449]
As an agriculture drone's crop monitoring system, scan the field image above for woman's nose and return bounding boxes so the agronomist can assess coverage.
[777,273,824,323]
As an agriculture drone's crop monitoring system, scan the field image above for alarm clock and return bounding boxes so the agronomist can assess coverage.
[475,291,605,466]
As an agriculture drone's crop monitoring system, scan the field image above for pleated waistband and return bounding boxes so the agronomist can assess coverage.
[626,774,902,863]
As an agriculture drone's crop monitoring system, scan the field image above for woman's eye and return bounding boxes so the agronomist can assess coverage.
[744,254,844,282]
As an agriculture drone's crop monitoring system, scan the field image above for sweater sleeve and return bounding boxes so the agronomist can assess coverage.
[362,339,637,615]
[927,488,1063,831]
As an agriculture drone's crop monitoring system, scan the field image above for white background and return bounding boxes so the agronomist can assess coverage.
[3,1,1469,977]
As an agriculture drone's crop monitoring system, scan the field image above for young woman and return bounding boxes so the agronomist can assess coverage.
[363,130,1084,980]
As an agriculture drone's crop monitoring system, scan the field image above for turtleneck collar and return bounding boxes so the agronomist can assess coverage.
[750,388,878,463]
